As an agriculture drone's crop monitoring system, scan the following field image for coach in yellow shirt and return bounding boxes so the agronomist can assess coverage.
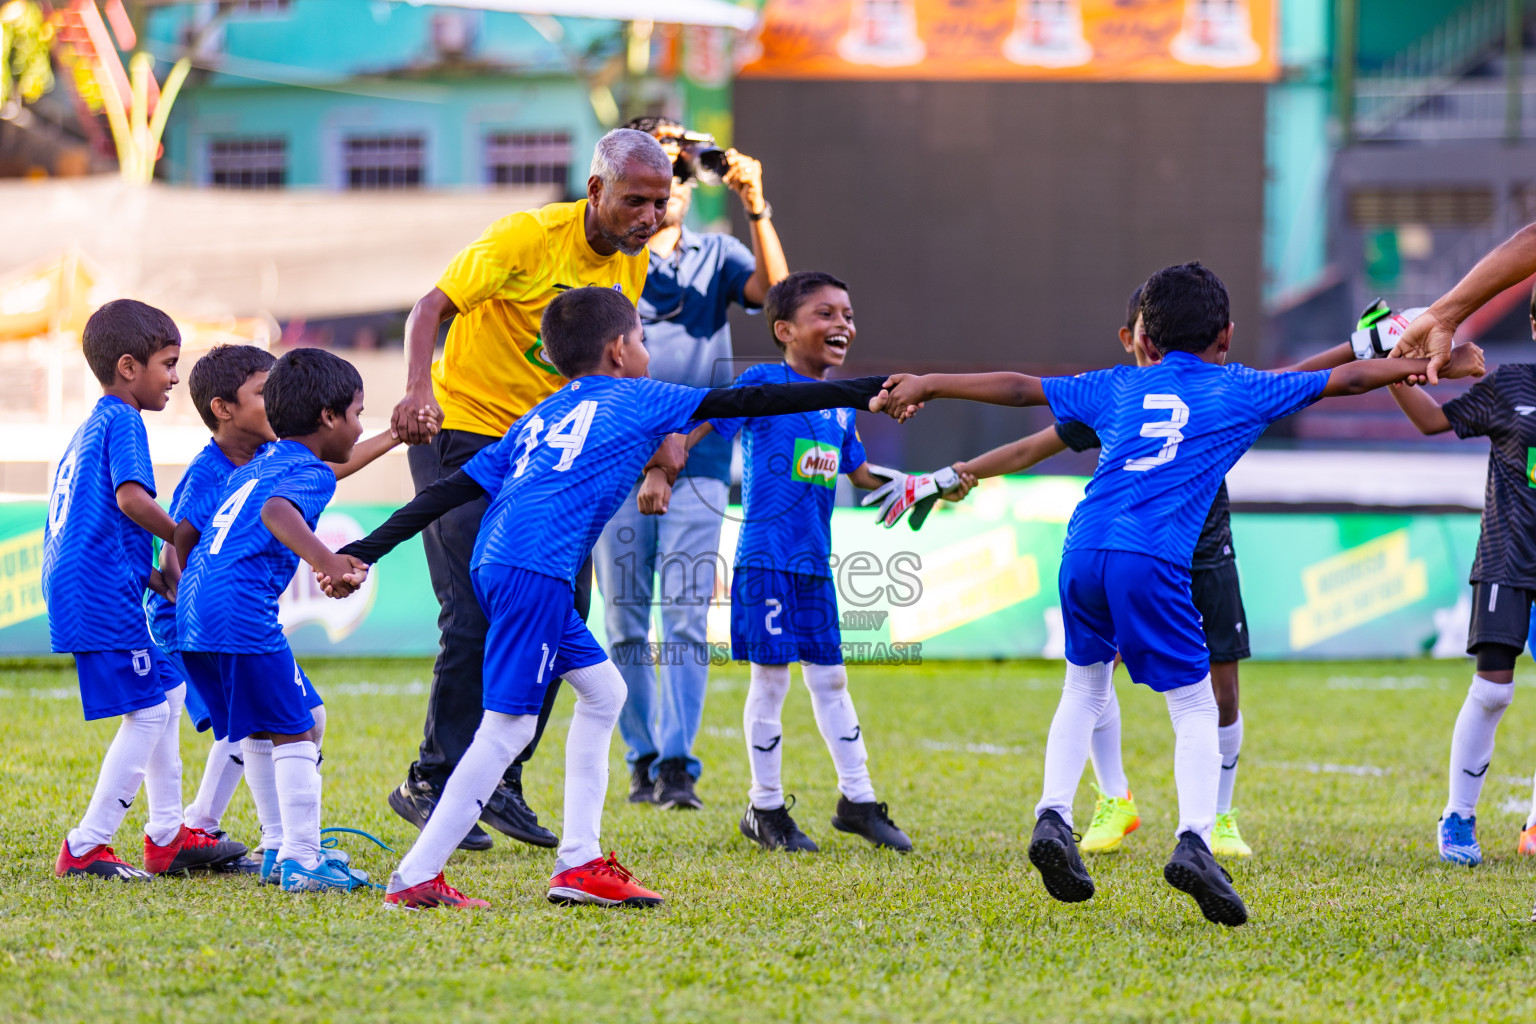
[384,129,671,852]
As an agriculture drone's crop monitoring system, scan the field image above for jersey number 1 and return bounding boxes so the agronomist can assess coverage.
[1124,394,1188,473]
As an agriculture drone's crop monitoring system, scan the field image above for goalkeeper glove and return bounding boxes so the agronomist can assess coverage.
[1352,298,1426,360]
[861,465,962,530]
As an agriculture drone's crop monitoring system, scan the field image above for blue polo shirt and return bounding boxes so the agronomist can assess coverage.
[638,226,758,482]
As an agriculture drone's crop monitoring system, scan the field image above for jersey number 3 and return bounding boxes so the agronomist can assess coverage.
[1124,394,1188,472]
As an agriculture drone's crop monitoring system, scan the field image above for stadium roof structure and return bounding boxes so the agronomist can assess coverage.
[0,176,557,321]
[408,0,759,30]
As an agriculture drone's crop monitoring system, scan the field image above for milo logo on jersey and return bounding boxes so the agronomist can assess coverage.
[793,439,840,488]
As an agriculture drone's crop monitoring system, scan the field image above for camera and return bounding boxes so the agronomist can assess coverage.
[672,130,730,186]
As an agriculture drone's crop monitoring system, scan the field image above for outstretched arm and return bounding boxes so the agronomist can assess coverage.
[958,426,1072,479]
[1389,382,1453,435]
[1278,342,1355,374]
[637,423,715,516]
[690,376,886,420]
[1323,344,1484,397]
[262,497,370,597]
[336,470,487,565]
[873,372,1048,421]
[1392,223,1536,382]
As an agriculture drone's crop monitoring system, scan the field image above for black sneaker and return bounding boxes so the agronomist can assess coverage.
[629,754,657,804]
[830,796,912,851]
[740,797,819,852]
[1163,830,1248,926]
[480,766,558,849]
[206,831,262,874]
[1028,809,1095,903]
[388,772,493,852]
[653,759,703,810]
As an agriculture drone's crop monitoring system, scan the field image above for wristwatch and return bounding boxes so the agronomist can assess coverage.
[746,201,773,222]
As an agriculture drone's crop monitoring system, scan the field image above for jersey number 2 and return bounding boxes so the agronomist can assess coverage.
[1124,394,1188,472]
[513,400,597,477]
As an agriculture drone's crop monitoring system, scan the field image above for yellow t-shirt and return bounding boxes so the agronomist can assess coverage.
[432,199,648,437]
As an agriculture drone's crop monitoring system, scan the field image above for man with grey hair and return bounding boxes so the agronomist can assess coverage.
[383,128,671,852]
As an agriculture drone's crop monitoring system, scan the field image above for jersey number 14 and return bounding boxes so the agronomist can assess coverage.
[1124,394,1188,473]
[514,400,598,477]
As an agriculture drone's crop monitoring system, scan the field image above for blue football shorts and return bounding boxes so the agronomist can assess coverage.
[472,563,607,717]
[177,648,322,739]
[1058,548,1210,692]
[730,566,843,666]
[73,646,178,721]
[182,646,319,742]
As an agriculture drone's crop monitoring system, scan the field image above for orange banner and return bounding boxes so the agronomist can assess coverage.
[739,0,1277,81]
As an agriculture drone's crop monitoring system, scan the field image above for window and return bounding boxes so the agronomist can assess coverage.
[1347,187,1495,226]
[344,135,424,190]
[208,138,286,189]
[486,131,571,189]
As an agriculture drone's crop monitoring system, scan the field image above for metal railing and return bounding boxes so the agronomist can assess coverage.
[1356,79,1536,140]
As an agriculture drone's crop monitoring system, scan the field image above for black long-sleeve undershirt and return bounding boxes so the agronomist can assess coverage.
[338,375,887,565]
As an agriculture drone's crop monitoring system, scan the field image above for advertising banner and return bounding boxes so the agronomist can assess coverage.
[0,476,1485,662]
[739,0,1278,82]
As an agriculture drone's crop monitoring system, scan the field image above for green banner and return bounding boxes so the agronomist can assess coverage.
[0,477,1490,661]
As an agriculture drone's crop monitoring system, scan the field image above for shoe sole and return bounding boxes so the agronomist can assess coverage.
[1027,836,1094,903]
[1163,862,1248,926]
[830,818,912,853]
[628,791,656,804]
[478,813,558,849]
[547,886,662,908]
[738,822,818,853]
[391,786,495,852]
[657,797,703,811]
[1211,844,1253,859]
[58,865,153,882]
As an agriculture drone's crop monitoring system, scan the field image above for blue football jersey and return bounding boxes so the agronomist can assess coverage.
[712,362,868,578]
[42,396,158,653]
[146,439,239,651]
[465,375,706,584]
[178,440,336,654]
[1042,351,1328,567]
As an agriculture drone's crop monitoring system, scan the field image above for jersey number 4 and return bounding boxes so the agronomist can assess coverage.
[513,400,597,477]
[1124,394,1188,473]
[208,479,260,554]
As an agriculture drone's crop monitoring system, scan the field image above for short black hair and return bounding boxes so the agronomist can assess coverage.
[1124,284,1144,334]
[623,115,684,135]
[540,286,639,377]
[263,347,363,438]
[188,345,276,431]
[764,271,850,351]
[82,299,181,385]
[1138,262,1230,355]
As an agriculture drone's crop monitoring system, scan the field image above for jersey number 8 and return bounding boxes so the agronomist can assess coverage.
[513,400,598,478]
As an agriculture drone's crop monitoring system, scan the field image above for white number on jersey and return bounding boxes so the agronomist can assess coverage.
[207,479,260,555]
[513,414,545,479]
[545,401,597,472]
[48,449,79,532]
[1124,394,1189,472]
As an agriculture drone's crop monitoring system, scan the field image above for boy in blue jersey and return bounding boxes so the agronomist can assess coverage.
[328,285,890,909]
[45,299,246,880]
[876,262,1483,925]
[177,348,373,892]
[645,271,960,853]
[149,344,431,875]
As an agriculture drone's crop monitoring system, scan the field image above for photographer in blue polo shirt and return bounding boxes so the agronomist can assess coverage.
[593,116,789,810]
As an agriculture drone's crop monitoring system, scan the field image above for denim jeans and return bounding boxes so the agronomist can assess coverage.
[407,429,592,790]
[593,476,728,781]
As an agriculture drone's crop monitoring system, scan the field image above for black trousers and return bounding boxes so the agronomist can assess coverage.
[407,428,594,789]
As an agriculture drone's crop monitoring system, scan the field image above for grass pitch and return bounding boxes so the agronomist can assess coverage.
[5,657,1536,1023]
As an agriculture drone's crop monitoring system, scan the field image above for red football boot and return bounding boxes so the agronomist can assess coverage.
[384,872,490,910]
[144,825,248,874]
[547,852,663,908]
[55,838,152,881]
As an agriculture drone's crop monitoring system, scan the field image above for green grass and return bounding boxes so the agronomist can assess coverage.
[5,658,1536,1022]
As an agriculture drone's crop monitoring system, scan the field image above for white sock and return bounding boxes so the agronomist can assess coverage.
[1444,675,1514,818]
[1166,679,1221,847]
[1034,662,1114,829]
[272,741,322,870]
[1216,713,1243,815]
[185,737,247,833]
[393,711,535,890]
[241,738,282,853]
[68,699,172,855]
[801,662,875,803]
[1089,684,1129,798]
[142,683,187,846]
[743,663,792,809]
[554,660,626,873]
